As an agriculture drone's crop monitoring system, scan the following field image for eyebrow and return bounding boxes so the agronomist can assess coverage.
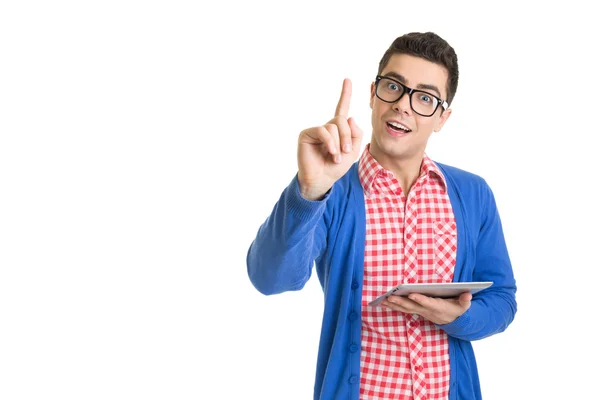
[383,72,443,99]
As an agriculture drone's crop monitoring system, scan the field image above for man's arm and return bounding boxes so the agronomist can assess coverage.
[248,79,363,296]
[437,182,517,340]
[246,176,329,295]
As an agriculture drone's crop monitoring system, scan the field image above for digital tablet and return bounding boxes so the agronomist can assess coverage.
[368,282,493,307]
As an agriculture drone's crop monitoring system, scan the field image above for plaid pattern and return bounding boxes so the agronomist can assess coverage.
[358,145,457,400]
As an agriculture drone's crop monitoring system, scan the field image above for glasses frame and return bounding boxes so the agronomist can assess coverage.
[375,75,449,117]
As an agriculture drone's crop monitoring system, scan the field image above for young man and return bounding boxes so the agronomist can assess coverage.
[247,32,517,400]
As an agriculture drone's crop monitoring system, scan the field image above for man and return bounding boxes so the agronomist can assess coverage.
[247,32,517,400]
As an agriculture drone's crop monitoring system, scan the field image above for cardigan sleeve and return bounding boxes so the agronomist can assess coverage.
[246,175,330,295]
[439,180,517,340]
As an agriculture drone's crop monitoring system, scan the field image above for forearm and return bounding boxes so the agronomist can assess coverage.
[247,175,328,295]
[440,181,518,340]
[437,286,517,340]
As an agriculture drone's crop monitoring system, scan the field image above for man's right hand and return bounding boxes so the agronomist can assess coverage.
[297,79,364,200]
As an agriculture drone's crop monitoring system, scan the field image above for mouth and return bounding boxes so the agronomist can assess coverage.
[386,121,412,136]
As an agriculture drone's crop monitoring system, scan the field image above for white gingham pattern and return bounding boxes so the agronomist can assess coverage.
[358,145,457,400]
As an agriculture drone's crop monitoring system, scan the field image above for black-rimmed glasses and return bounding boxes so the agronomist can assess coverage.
[375,75,449,117]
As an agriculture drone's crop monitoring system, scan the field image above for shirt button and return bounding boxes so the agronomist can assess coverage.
[351,281,359,290]
[349,376,359,384]
[348,312,358,321]
[349,344,359,353]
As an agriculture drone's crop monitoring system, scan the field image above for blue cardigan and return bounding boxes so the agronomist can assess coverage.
[247,162,517,400]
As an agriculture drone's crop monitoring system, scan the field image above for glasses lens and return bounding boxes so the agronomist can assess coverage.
[377,78,405,102]
[376,77,442,116]
[411,91,440,116]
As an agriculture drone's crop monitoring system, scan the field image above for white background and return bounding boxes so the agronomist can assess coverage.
[1,1,599,399]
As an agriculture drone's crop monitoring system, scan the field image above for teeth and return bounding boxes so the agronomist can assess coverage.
[389,121,409,131]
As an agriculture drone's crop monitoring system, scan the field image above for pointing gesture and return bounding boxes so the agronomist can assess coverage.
[335,78,351,118]
[297,79,364,200]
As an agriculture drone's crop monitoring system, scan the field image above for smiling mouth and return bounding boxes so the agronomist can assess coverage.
[386,121,412,133]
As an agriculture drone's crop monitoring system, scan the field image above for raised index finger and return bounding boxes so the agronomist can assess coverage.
[335,78,352,118]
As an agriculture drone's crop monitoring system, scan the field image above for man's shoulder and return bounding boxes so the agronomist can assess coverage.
[434,161,488,187]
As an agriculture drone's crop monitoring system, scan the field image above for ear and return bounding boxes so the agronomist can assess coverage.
[369,82,375,110]
[434,108,452,132]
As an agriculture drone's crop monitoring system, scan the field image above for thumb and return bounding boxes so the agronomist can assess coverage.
[458,292,473,309]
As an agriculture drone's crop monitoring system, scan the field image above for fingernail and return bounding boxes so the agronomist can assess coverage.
[334,155,342,163]
[343,144,351,153]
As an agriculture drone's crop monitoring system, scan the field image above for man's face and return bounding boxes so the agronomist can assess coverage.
[369,53,452,165]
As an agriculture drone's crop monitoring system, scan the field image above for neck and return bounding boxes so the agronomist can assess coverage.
[371,149,424,196]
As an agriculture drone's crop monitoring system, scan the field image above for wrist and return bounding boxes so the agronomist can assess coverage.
[298,183,330,201]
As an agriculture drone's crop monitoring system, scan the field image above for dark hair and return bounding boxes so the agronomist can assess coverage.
[378,32,459,105]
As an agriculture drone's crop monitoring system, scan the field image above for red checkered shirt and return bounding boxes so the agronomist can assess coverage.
[358,145,457,400]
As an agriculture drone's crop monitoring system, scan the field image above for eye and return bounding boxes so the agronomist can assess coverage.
[386,82,400,91]
[419,94,432,103]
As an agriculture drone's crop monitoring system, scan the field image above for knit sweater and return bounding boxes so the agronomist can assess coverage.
[247,162,517,400]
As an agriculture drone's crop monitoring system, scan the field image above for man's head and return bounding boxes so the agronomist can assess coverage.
[369,32,459,168]
[378,32,459,106]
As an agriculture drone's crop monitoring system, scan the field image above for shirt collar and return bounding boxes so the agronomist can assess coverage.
[358,144,447,196]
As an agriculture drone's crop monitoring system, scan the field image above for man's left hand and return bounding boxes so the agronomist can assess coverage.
[382,292,472,325]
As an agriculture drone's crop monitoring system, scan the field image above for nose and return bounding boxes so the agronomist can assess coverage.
[392,91,412,115]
